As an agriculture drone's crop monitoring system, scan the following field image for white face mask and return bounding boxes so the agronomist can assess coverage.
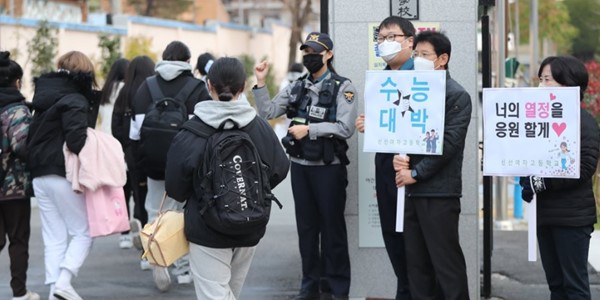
[378,40,403,62]
[414,56,436,70]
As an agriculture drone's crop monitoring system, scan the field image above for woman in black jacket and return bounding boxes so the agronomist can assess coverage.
[165,57,289,299]
[520,56,600,300]
[27,51,98,300]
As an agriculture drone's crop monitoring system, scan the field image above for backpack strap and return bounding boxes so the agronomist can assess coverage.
[174,79,201,103]
[181,117,216,138]
[183,116,260,137]
[146,76,165,103]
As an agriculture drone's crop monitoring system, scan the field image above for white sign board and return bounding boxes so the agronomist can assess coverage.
[363,70,446,154]
[483,87,581,262]
[483,87,581,178]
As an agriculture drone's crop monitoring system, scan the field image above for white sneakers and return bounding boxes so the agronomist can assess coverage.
[53,286,83,300]
[129,218,143,250]
[12,291,40,300]
[176,272,192,284]
[152,266,171,292]
[118,219,143,250]
[119,234,133,249]
[140,259,152,271]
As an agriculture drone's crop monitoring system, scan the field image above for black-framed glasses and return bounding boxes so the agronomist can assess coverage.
[376,33,408,43]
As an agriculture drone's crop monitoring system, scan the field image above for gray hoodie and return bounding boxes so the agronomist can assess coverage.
[193,97,257,130]
[155,60,193,81]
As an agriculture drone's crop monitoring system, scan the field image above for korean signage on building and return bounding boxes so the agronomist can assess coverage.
[390,0,419,20]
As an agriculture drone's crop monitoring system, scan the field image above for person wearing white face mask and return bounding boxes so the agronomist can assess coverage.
[392,31,471,299]
[354,16,416,300]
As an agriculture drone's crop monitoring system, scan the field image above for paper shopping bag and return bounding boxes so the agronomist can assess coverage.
[85,186,130,237]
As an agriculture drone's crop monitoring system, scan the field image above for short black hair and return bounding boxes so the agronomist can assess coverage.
[0,51,23,88]
[162,41,191,62]
[414,31,452,69]
[207,57,246,102]
[538,56,589,100]
[378,16,416,37]
[196,52,215,76]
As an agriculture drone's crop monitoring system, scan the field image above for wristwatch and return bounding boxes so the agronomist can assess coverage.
[410,169,418,179]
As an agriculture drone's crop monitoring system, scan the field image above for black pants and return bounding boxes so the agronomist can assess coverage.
[125,145,148,226]
[0,198,31,297]
[404,196,469,300]
[375,153,410,300]
[538,225,593,300]
[291,162,350,296]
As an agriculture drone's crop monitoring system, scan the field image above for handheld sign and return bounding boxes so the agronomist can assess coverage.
[364,70,446,232]
[483,86,580,261]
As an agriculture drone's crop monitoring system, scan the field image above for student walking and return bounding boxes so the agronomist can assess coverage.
[165,57,289,299]
[27,51,99,300]
[0,51,39,300]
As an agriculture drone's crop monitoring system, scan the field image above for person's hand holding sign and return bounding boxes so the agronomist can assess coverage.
[394,155,416,187]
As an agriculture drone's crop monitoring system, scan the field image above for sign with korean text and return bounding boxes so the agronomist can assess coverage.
[363,70,446,154]
[483,87,580,178]
[390,0,419,20]
[368,22,440,70]
[360,21,439,247]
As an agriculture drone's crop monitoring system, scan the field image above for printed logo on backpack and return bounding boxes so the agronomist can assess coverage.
[182,118,282,236]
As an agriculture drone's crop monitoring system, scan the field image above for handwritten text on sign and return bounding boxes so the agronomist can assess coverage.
[483,87,581,178]
[363,70,446,154]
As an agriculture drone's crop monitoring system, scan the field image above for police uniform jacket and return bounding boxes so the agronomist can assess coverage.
[407,72,472,198]
[253,71,358,166]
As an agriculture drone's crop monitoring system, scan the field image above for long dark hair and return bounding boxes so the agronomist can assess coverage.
[206,57,245,102]
[113,56,155,114]
[100,58,129,105]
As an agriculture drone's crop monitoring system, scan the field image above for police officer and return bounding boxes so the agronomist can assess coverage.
[253,32,357,300]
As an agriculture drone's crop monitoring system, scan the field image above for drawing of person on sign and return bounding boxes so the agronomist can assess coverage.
[556,141,574,171]
[429,129,439,153]
[423,131,431,152]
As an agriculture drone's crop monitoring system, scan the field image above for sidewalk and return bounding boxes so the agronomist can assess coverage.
[489,229,600,300]
[1,191,599,299]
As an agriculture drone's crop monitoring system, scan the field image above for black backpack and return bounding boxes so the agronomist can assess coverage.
[140,76,199,172]
[182,117,282,236]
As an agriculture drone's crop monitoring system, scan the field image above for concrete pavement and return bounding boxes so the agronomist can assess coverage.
[1,175,600,299]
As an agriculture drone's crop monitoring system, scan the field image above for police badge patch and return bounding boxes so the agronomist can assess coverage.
[343,91,355,103]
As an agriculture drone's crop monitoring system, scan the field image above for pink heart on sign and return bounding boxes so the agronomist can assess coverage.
[552,122,566,136]
[550,93,556,101]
